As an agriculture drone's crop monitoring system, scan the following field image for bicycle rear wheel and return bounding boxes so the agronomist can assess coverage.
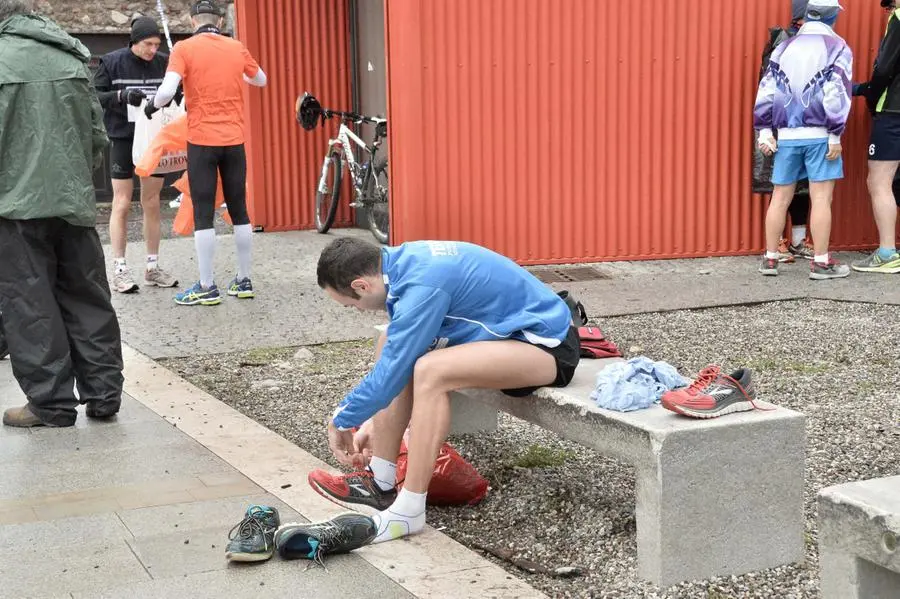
[315,154,342,233]
[365,157,389,244]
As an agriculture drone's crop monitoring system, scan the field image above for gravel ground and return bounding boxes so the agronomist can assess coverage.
[162,299,900,599]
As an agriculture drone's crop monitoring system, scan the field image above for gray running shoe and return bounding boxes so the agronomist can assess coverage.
[275,513,377,565]
[758,256,779,276]
[810,259,850,280]
[144,267,178,288]
[851,250,900,274]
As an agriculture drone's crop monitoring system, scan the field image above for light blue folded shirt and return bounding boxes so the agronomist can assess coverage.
[590,357,689,412]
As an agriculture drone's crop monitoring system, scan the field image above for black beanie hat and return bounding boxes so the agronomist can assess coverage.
[131,16,160,45]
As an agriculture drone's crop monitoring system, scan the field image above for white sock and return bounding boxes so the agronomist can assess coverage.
[194,228,216,288]
[814,253,829,265]
[372,488,427,544]
[114,258,128,274]
[146,255,159,271]
[765,251,780,260]
[368,457,397,491]
[234,224,253,280]
[791,226,806,246]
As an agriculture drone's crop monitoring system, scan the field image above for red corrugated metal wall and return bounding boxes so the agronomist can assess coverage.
[385,0,891,264]
[236,0,352,232]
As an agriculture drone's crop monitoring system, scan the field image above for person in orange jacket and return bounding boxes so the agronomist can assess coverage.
[147,0,267,306]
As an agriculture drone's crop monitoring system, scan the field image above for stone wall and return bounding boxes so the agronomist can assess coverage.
[39,0,235,34]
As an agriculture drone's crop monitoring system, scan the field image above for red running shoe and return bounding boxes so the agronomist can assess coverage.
[308,468,397,511]
[661,366,759,419]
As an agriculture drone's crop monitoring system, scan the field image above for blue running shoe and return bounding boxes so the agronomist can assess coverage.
[227,276,255,299]
[174,282,222,306]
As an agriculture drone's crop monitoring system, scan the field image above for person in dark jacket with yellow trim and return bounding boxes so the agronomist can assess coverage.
[852,0,900,273]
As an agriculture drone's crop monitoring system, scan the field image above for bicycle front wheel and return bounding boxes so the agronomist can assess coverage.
[365,157,389,244]
[315,153,342,233]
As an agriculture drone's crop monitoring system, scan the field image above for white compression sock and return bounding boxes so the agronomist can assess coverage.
[234,224,252,280]
[368,457,397,491]
[372,488,426,544]
[194,228,216,288]
[791,226,806,246]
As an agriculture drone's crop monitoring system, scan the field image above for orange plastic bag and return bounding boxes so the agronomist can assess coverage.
[396,439,489,506]
[135,115,253,236]
[170,172,239,236]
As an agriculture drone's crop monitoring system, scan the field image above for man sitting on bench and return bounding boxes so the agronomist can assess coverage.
[309,237,580,543]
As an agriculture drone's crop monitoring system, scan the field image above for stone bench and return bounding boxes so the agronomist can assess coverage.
[818,475,900,599]
[371,325,806,587]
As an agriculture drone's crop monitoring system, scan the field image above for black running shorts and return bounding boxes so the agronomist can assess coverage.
[109,138,164,180]
[868,113,900,162]
[502,326,581,397]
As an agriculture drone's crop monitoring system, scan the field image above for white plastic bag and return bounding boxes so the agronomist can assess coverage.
[132,98,187,175]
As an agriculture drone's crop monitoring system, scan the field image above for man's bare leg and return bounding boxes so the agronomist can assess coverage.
[765,183,797,254]
[367,332,414,490]
[109,178,133,262]
[109,178,140,293]
[807,180,835,258]
[867,160,899,248]
[372,340,557,543]
[139,176,164,259]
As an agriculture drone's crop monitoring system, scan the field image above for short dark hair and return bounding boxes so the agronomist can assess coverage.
[317,237,382,298]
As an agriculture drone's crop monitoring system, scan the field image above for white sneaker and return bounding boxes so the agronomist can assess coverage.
[112,270,139,294]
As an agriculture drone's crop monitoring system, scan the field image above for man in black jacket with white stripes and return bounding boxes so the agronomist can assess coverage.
[94,16,179,294]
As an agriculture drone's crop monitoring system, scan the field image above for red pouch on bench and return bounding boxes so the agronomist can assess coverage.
[578,326,623,359]
[395,439,489,506]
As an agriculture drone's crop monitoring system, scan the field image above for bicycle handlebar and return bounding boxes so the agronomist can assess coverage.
[322,109,385,125]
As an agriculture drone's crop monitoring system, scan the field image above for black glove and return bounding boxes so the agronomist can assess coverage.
[123,89,146,107]
[144,101,160,120]
[865,87,879,117]
[852,81,869,97]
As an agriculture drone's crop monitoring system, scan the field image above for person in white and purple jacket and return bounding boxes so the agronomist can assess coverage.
[754,0,853,280]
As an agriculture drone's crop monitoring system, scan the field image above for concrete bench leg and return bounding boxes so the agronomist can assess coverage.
[818,477,900,599]
[634,414,806,587]
[449,391,498,435]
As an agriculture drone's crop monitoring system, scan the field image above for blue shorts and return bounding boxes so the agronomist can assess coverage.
[771,139,843,185]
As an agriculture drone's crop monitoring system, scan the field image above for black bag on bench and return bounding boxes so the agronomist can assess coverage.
[557,290,588,326]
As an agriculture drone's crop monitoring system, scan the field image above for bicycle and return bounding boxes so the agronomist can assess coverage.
[295,92,390,244]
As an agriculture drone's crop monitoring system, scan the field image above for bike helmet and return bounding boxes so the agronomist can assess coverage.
[296,92,323,131]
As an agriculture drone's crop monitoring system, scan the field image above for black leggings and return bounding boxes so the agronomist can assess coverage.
[187,142,251,230]
[787,191,809,227]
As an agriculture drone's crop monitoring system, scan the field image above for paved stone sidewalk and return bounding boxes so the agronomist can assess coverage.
[0,359,411,599]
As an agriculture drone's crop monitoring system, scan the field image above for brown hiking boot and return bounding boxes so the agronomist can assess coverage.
[3,405,48,428]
